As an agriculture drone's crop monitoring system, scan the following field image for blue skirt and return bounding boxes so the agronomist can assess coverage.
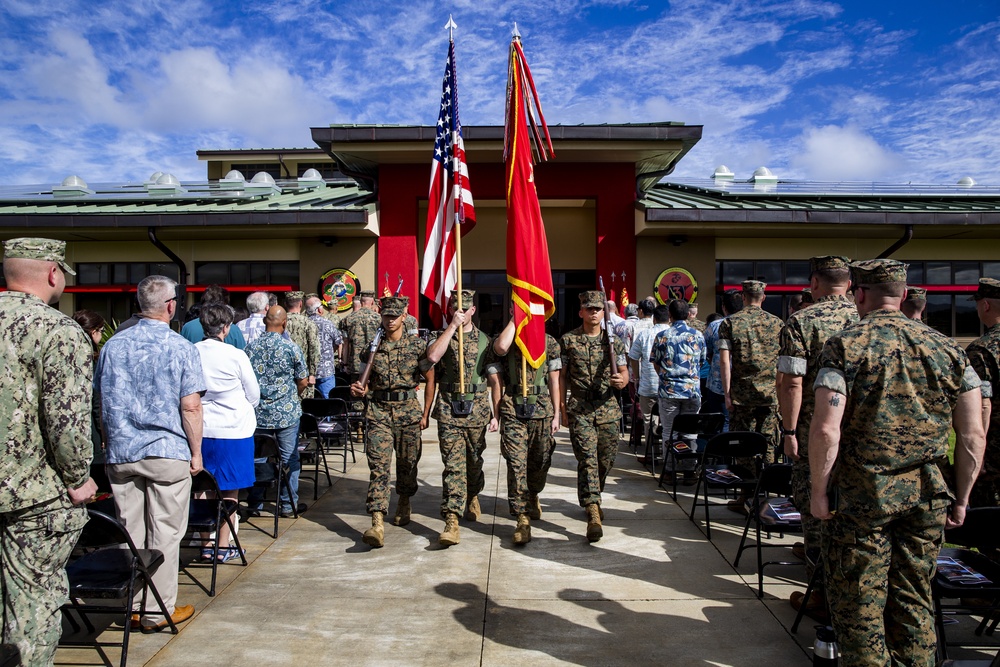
[202,435,255,491]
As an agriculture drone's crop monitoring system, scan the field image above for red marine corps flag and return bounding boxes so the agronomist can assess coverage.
[420,22,476,327]
[505,27,555,369]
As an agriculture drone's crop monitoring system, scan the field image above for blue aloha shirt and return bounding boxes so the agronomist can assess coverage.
[704,317,726,395]
[246,331,308,429]
[649,320,706,399]
[95,319,206,464]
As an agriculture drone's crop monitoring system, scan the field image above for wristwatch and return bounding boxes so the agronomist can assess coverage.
[780,426,797,437]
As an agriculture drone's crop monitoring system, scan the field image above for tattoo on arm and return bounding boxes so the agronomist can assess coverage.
[829,395,841,407]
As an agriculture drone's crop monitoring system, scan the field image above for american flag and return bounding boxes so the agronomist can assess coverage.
[420,40,475,327]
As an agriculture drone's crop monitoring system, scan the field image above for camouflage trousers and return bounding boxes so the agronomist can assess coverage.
[729,403,778,466]
[438,423,487,518]
[500,416,556,516]
[567,412,619,507]
[365,418,422,515]
[823,503,947,667]
[790,441,823,588]
[1,496,87,667]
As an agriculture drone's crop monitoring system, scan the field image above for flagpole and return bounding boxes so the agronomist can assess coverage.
[445,15,466,396]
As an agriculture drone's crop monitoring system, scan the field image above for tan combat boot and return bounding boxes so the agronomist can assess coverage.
[393,496,411,526]
[527,494,542,520]
[585,503,603,543]
[362,512,385,548]
[439,513,461,547]
[464,495,481,522]
[513,514,531,545]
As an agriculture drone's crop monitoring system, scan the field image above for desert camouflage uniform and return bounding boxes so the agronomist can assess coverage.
[490,335,562,516]
[1,291,93,666]
[560,328,627,507]
[340,308,382,379]
[815,309,981,667]
[967,323,1000,507]
[778,294,858,576]
[363,335,431,515]
[718,304,783,462]
[432,325,497,518]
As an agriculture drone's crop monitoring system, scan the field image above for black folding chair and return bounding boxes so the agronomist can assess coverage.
[184,470,246,596]
[688,430,768,540]
[298,413,334,499]
[658,412,725,500]
[326,386,368,439]
[934,507,1000,662]
[61,509,176,667]
[639,401,661,473]
[732,463,803,597]
[302,397,357,473]
[246,433,295,538]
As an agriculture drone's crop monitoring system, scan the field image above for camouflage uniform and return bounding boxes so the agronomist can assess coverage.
[339,298,382,379]
[404,314,419,337]
[777,256,858,581]
[432,310,498,518]
[362,298,431,515]
[815,259,982,667]
[490,334,562,516]
[0,238,92,666]
[560,322,628,508]
[966,278,1000,507]
[718,281,783,462]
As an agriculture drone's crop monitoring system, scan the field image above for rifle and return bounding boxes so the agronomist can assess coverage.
[598,276,617,372]
[357,277,404,389]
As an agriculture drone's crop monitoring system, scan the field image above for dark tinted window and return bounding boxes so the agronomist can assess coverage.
[984,262,1000,280]
[905,263,924,285]
[953,261,979,285]
[925,294,951,335]
[784,261,811,284]
[925,261,951,285]
[955,296,980,337]
[722,261,753,285]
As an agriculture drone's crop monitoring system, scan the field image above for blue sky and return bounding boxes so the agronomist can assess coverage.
[1,0,997,186]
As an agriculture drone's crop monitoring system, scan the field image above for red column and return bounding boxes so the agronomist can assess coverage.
[376,164,425,304]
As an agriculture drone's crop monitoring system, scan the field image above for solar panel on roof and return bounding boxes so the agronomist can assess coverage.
[662,178,1000,198]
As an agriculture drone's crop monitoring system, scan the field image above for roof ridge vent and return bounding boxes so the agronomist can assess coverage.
[146,173,184,194]
[298,168,324,189]
[712,165,735,181]
[144,171,164,186]
[53,175,94,197]
[220,169,246,190]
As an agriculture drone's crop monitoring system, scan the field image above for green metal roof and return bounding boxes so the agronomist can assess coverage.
[640,180,1000,225]
[0,178,375,228]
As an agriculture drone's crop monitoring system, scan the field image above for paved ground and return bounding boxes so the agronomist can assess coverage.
[56,421,999,666]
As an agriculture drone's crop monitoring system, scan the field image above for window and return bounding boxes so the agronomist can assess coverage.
[230,163,283,179]
[76,262,179,285]
[296,162,340,179]
[194,261,299,286]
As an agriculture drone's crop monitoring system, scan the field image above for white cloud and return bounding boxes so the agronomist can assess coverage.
[791,125,903,180]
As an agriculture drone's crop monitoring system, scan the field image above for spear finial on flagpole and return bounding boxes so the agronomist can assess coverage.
[512,22,521,39]
[445,15,457,41]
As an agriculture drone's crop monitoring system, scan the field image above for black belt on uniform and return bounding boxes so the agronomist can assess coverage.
[506,385,548,397]
[575,388,612,402]
[442,383,485,393]
[372,390,417,402]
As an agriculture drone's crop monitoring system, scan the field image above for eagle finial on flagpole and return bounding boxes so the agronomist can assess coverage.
[445,15,457,41]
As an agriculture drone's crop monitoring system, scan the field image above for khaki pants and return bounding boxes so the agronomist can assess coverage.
[109,458,192,625]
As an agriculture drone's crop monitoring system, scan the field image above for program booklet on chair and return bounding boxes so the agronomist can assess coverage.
[705,467,741,484]
[937,557,993,585]
[671,441,691,453]
[764,499,800,522]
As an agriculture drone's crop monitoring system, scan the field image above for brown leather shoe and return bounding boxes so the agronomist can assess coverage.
[789,591,829,624]
[141,604,195,633]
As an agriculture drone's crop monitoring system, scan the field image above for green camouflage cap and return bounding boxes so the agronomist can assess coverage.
[801,287,814,304]
[849,259,908,286]
[448,289,476,309]
[358,290,376,299]
[2,237,75,275]
[380,296,409,317]
[579,290,606,309]
[810,255,851,273]
[286,291,305,301]
[971,278,1000,300]
[904,287,927,302]
[741,280,766,295]
[304,292,319,301]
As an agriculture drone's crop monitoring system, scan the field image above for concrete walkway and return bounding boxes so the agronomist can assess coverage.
[59,424,828,666]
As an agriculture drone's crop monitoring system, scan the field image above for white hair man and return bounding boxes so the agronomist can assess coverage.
[237,291,270,346]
